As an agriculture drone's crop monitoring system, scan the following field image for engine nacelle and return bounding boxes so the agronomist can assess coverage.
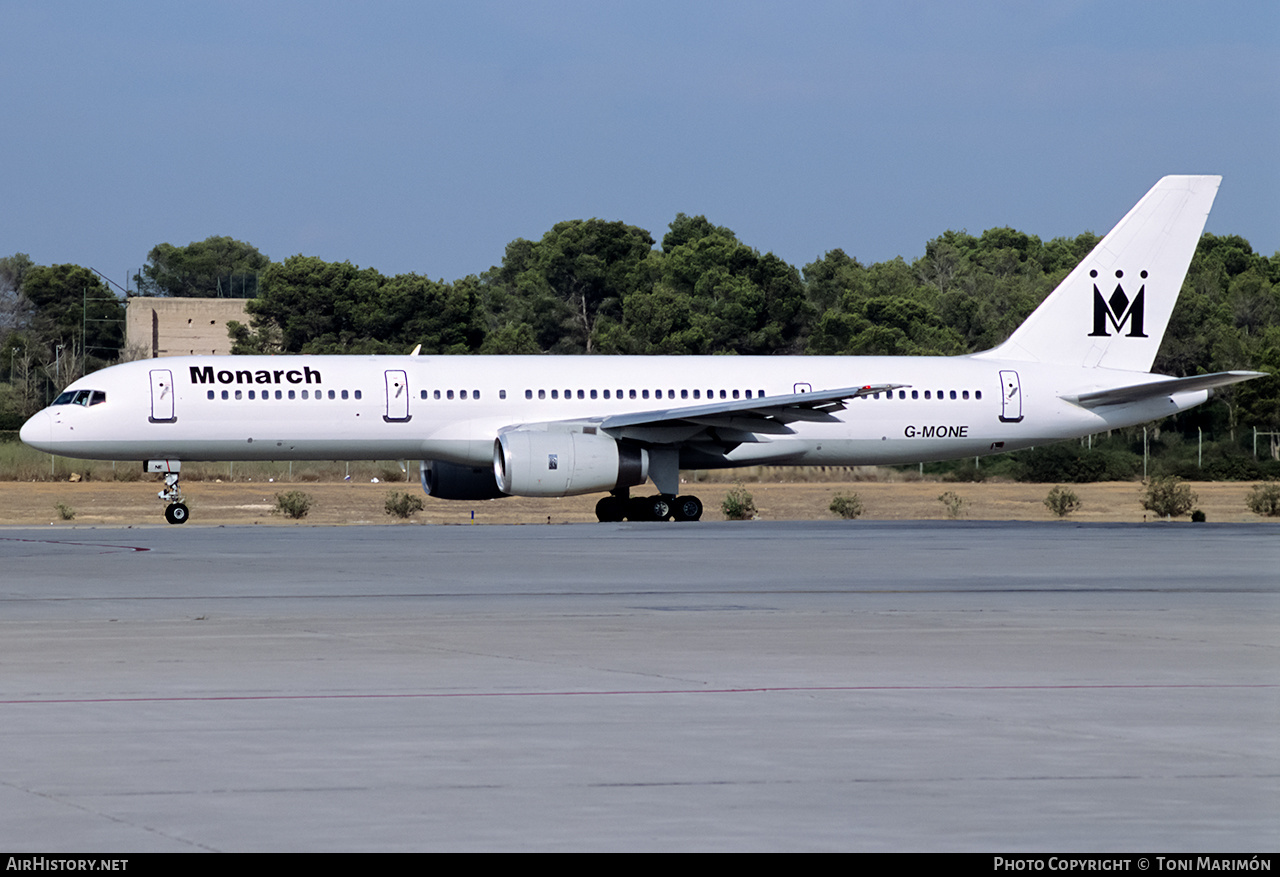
[494,429,648,497]
[420,459,507,500]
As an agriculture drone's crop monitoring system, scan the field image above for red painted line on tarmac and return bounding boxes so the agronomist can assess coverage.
[0,537,150,552]
[2,683,1274,705]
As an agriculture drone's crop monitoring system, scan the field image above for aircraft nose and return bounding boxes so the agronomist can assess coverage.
[19,410,52,450]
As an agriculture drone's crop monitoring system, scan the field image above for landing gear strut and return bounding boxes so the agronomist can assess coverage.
[595,491,703,523]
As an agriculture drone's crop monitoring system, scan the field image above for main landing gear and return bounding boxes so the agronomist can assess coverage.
[595,491,704,523]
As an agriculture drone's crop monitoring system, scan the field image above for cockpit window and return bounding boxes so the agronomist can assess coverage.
[52,389,105,406]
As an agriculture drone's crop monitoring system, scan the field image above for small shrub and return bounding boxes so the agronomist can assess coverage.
[1141,476,1197,519]
[829,492,864,519]
[273,490,313,519]
[1245,481,1280,517]
[1043,485,1081,518]
[721,484,757,520]
[54,501,75,521]
[385,490,425,519]
[938,490,966,519]
[1190,509,1206,523]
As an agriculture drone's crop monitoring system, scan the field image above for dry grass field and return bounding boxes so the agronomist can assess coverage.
[1,478,1274,527]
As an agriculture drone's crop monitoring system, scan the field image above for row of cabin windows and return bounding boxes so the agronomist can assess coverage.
[525,388,766,401]
[207,386,981,403]
[864,389,982,400]
[209,388,363,401]
[421,389,485,400]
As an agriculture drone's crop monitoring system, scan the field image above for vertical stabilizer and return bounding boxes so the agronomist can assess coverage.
[975,175,1220,372]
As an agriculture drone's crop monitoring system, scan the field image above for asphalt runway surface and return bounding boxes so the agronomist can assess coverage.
[1,521,1276,851]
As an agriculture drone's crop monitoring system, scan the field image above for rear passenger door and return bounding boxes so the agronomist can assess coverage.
[998,370,1023,423]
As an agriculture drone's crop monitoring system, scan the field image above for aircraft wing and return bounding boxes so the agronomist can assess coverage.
[588,384,908,444]
[1061,371,1265,409]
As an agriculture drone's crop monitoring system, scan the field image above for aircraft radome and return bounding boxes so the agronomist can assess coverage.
[20,175,1263,524]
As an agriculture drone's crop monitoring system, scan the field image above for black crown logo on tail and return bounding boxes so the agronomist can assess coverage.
[1089,269,1148,338]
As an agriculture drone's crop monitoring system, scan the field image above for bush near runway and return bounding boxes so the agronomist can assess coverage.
[1,479,1276,527]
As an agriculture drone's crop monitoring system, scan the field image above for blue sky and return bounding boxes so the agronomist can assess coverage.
[3,1,1276,288]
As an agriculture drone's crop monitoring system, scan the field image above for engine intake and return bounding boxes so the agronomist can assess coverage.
[494,429,648,497]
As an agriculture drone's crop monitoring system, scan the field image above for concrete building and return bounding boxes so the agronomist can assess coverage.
[126,297,249,357]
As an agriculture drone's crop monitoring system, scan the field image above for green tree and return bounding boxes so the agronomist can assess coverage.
[621,216,809,355]
[237,256,486,355]
[137,236,270,297]
[484,219,655,354]
[0,252,34,297]
[0,253,36,335]
[20,264,124,362]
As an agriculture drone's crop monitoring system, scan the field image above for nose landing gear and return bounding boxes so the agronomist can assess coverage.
[147,461,190,525]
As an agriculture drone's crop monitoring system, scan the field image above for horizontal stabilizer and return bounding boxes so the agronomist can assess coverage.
[1062,371,1265,408]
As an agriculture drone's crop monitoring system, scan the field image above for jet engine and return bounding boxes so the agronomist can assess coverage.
[419,459,507,500]
[494,429,648,497]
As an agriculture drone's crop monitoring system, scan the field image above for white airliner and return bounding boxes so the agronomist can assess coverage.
[20,175,1262,523]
